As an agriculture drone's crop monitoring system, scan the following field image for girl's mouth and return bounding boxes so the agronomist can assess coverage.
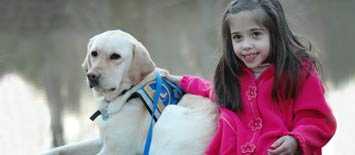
[243,52,259,63]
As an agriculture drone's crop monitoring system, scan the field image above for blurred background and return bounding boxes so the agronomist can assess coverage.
[0,0,354,154]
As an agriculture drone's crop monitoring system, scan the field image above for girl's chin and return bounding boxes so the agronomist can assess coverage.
[243,61,261,69]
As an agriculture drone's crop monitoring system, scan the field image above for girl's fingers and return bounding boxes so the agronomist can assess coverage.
[268,136,287,155]
[268,136,298,155]
[270,137,285,149]
[268,143,287,155]
[166,74,182,84]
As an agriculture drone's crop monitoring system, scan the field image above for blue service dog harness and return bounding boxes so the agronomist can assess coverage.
[89,71,184,155]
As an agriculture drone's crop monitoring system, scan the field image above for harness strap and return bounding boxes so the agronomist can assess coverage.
[132,92,158,121]
[143,72,162,155]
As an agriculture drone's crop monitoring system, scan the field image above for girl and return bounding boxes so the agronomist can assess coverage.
[168,0,336,154]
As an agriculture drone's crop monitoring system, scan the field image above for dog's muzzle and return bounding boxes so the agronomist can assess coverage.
[87,73,100,88]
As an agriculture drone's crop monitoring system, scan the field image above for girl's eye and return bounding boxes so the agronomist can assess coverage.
[251,31,262,38]
[110,53,121,60]
[91,51,98,57]
[232,34,243,41]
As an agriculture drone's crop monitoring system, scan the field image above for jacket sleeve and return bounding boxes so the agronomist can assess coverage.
[179,75,213,98]
[287,71,337,154]
[205,108,239,155]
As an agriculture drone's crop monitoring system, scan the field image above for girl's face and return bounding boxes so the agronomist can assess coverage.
[229,11,270,70]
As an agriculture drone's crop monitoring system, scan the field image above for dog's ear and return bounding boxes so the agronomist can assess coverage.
[82,38,94,72]
[128,40,156,84]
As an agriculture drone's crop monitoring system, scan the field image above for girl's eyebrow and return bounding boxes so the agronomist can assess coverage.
[250,27,266,31]
[231,32,240,35]
[230,27,266,35]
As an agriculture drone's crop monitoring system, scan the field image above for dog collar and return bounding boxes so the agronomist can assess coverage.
[89,86,136,121]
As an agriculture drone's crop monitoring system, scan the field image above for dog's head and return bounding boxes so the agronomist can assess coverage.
[82,30,156,100]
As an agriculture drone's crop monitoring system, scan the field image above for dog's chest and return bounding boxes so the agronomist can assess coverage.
[95,103,143,135]
[94,100,149,152]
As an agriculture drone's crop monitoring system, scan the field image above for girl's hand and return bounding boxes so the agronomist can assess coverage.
[166,74,182,85]
[156,67,182,85]
[165,74,182,85]
[156,68,182,84]
[267,135,299,155]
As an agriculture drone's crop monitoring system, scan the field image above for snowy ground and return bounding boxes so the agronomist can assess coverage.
[0,73,354,155]
[0,74,98,155]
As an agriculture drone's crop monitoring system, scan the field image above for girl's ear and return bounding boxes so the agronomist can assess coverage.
[82,38,94,72]
[128,40,156,84]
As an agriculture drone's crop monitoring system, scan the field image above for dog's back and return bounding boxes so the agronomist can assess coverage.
[151,94,217,155]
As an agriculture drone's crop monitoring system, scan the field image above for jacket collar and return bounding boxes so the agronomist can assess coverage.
[240,64,275,81]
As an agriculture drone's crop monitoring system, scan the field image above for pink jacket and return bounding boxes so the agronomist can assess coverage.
[179,65,336,155]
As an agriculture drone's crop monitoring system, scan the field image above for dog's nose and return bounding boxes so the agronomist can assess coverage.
[87,73,100,88]
[87,73,98,81]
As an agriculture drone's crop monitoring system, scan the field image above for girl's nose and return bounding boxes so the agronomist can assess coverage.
[241,40,253,51]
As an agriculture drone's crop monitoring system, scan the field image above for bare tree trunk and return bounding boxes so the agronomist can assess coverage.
[43,64,65,146]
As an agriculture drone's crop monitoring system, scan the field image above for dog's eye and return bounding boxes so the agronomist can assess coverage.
[110,53,121,60]
[91,51,98,57]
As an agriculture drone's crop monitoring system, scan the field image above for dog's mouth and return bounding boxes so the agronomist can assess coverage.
[88,78,116,92]
[92,85,117,93]
[89,80,99,88]
[103,87,117,93]
[108,88,116,91]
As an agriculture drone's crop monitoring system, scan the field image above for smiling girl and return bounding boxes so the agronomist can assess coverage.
[168,0,336,154]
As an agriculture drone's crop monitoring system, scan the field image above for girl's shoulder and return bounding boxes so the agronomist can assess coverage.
[300,57,318,76]
[287,59,319,91]
[298,58,323,88]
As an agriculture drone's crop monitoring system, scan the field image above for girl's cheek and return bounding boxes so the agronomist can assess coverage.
[233,48,241,57]
[232,44,240,54]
